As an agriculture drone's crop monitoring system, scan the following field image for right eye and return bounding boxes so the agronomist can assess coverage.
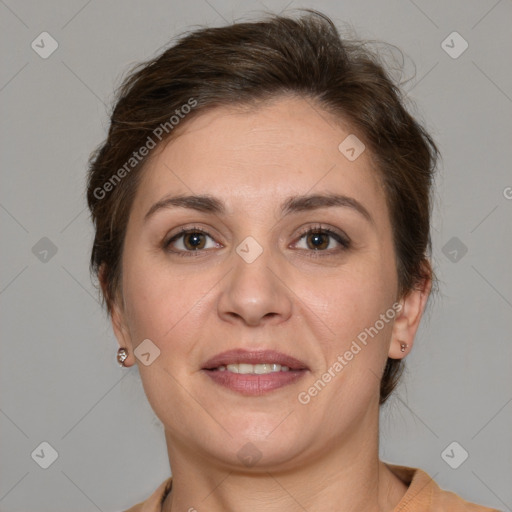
[163,227,221,256]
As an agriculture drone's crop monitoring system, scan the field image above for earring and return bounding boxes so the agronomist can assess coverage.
[400,343,407,353]
[117,347,128,367]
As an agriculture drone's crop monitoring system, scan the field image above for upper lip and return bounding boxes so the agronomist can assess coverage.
[202,349,308,370]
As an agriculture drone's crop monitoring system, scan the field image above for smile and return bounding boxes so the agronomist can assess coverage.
[212,363,291,374]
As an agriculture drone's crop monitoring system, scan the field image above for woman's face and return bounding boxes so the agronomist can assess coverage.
[110,96,425,470]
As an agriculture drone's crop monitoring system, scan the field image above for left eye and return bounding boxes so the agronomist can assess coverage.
[294,228,349,251]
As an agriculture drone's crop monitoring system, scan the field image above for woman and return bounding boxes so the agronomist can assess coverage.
[86,10,499,512]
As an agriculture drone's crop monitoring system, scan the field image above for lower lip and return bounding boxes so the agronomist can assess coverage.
[202,369,307,395]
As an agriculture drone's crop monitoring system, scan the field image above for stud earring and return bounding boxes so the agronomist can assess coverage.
[117,347,128,367]
[400,343,407,353]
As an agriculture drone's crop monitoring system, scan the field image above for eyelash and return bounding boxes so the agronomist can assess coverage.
[163,224,351,258]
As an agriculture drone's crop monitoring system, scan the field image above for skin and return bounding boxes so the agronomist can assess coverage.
[104,95,431,512]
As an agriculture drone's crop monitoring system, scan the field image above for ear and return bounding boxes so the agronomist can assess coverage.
[388,272,432,359]
[99,264,134,366]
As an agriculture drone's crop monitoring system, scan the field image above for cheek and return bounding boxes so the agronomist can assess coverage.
[121,249,215,353]
[303,268,397,406]
[120,249,177,342]
[306,255,396,343]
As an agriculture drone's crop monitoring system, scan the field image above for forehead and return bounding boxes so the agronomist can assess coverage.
[131,96,387,220]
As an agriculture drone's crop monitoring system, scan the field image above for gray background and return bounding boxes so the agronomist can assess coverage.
[1,0,511,511]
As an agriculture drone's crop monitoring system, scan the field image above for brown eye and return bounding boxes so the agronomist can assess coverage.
[295,227,350,253]
[182,232,207,250]
[164,228,219,255]
[305,231,330,250]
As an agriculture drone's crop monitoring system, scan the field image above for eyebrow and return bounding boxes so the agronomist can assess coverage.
[143,192,373,224]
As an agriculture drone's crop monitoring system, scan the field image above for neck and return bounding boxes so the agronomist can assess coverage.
[162,410,407,512]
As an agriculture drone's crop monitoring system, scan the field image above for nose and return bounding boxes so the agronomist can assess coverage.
[217,245,293,327]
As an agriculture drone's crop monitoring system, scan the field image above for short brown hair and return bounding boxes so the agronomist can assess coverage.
[87,9,439,404]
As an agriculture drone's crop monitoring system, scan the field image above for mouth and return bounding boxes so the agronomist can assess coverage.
[208,362,294,374]
[201,349,309,395]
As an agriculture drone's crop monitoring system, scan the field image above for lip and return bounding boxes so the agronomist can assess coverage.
[202,349,309,371]
[201,349,309,396]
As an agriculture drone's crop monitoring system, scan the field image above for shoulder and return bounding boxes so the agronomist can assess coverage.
[387,464,501,512]
[122,476,173,512]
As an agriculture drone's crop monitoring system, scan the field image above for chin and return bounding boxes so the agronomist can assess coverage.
[198,419,312,471]
[210,440,307,473]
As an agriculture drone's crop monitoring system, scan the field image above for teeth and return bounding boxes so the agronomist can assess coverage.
[219,363,291,374]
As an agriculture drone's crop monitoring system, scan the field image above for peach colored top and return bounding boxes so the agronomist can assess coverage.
[122,464,501,511]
